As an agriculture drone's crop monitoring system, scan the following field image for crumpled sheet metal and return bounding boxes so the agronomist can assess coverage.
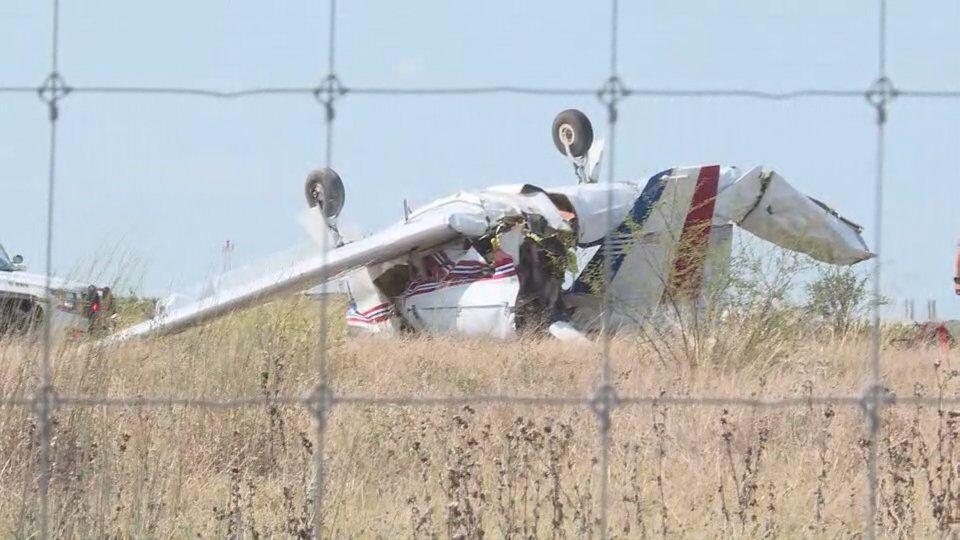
[715,166,873,265]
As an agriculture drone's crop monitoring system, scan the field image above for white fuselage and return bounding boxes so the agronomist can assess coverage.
[109,164,872,342]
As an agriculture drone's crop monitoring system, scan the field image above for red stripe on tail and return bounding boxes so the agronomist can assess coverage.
[668,165,720,298]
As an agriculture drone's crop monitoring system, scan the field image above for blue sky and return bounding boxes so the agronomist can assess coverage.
[2,1,959,317]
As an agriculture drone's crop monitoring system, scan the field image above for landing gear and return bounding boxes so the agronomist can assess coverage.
[551,109,596,184]
[304,168,346,219]
[551,109,594,158]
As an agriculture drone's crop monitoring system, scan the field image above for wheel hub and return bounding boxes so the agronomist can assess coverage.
[558,124,576,148]
[310,183,324,206]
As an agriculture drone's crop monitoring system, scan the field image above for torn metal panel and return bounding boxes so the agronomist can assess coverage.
[344,263,399,335]
[483,184,573,233]
[715,167,873,265]
[395,226,521,337]
[545,182,640,246]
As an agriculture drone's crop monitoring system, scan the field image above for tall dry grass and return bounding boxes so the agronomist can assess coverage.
[0,293,958,538]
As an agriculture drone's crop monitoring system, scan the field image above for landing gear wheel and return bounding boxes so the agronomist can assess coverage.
[551,109,594,158]
[304,168,345,219]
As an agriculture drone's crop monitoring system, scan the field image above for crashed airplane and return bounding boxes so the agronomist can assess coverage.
[110,109,872,343]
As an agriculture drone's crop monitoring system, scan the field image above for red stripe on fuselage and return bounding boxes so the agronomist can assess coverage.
[668,165,720,298]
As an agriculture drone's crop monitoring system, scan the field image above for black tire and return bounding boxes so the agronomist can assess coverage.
[551,109,594,158]
[304,168,345,219]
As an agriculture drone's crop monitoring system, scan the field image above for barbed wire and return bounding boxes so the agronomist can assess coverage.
[863,0,891,537]
[3,0,949,537]
[5,84,960,99]
[311,0,338,532]
[7,388,960,411]
[35,0,63,536]
[596,0,621,534]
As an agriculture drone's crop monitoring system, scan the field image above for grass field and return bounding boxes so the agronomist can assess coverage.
[0,295,958,538]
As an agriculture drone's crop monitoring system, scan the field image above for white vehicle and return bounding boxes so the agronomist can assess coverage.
[0,244,92,337]
[110,110,872,342]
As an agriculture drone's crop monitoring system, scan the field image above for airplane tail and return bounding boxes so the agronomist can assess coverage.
[564,164,872,330]
[715,166,873,265]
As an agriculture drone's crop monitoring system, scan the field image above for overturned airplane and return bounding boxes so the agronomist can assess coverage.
[110,109,872,342]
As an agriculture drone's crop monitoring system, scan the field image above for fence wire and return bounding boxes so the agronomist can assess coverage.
[6,84,960,100]
[15,391,960,411]
[4,0,960,538]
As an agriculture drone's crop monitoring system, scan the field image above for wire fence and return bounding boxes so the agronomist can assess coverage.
[3,0,960,538]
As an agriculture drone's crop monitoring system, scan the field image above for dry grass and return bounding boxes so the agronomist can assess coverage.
[0,296,958,538]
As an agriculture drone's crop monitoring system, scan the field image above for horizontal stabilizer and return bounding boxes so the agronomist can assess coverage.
[716,167,873,265]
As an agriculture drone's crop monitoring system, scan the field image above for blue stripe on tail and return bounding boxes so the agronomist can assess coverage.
[570,169,672,294]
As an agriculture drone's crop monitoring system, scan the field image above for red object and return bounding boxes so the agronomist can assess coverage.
[91,302,99,313]
[914,322,955,349]
[669,165,720,297]
[492,248,511,266]
[937,325,950,349]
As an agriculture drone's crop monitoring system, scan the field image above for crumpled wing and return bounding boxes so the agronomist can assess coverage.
[714,166,873,265]
[107,212,461,342]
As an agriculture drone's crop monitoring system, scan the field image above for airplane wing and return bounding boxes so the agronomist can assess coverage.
[107,185,569,342]
[107,210,463,342]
